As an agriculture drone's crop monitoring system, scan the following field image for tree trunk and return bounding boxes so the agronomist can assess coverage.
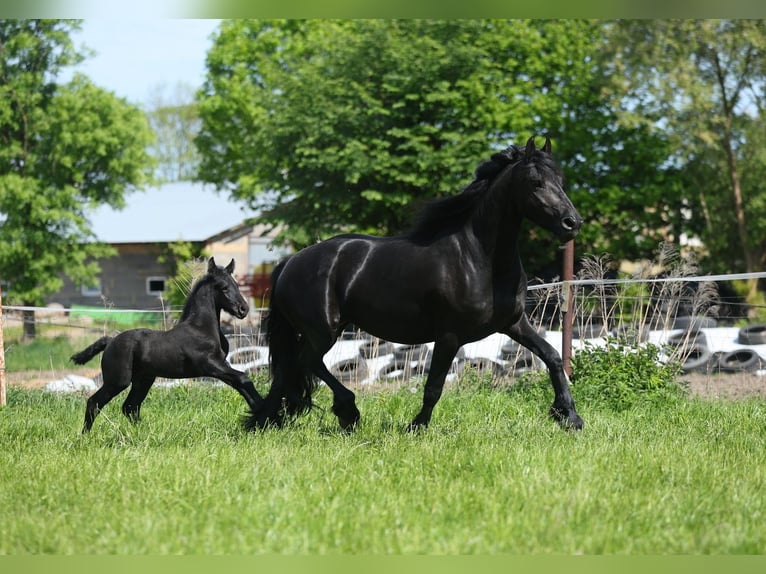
[22,308,36,341]
[722,137,758,302]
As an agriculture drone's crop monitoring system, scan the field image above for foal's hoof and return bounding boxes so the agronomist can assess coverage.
[550,405,584,431]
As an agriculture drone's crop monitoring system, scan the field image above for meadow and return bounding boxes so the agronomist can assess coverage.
[1,374,764,554]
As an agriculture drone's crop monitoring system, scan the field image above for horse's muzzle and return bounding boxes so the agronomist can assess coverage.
[235,303,250,319]
[558,213,583,241]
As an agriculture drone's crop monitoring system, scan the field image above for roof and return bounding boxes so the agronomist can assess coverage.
[87,181,257,244]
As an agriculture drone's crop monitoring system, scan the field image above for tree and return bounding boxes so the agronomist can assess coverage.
[146,82,202,182]
[604,20,766,296]
[0,20,155,339]
[196,20,679,274]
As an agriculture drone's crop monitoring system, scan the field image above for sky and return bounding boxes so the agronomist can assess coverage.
[66,20,251,243]
[70,19,221,106]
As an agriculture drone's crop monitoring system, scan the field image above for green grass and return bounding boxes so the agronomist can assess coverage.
[1,382,764,554]
[2,334,91,372]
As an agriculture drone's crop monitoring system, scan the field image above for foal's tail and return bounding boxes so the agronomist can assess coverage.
[70,336,113,365]
[244,260,316,430]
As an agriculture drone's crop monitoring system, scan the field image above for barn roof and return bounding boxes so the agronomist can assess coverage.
[87,181,257,244]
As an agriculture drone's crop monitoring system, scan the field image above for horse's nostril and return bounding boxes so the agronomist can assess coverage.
[562,216,577,231]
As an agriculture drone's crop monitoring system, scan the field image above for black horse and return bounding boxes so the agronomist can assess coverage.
[72,258,262,433]
[245,136,584,432]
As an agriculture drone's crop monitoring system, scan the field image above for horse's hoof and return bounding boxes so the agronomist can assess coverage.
[550,405,584,431]
[338,417,359,433]
[333,403,360,433]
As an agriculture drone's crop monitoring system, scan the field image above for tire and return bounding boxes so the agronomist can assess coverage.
[672,316,717,330]
[392,344,430,366]
[330,357,369,384]
[717,349,763,373]
[737,324,766,346]
[509,350,542,376]
[667,329,707,348]
[678,343,713,373]
[359,339,395,359]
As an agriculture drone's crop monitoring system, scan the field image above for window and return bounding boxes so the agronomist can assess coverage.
[146,277,167,296]
[81,279,102,297]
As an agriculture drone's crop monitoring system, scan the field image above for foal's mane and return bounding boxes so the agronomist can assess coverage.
[406,145,525,242]
[179,267,219,321]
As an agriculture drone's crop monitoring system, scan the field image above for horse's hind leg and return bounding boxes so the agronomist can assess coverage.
[121,376,156,424]
[409,335,460,430]
[83,376,130,433]
[309,356,360,431]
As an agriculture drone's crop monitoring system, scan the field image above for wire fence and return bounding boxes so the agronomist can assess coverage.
[2,255,766,394]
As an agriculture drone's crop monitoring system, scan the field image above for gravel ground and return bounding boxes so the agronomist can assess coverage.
[681,371,766,400]
[5,367,766,400]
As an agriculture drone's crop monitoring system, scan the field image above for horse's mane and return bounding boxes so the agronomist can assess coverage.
[405,145,525,242]
[179,270,217,321]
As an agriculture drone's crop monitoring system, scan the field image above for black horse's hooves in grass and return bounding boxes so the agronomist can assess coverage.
[549,406,584,431]
[338,419,359,433]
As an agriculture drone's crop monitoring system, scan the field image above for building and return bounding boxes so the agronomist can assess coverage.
[50,182,288,311]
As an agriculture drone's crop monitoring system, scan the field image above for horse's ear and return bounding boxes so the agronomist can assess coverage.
[525,136,536,160]
[543,136,552,155]
[208,257,217,273]
[225,258,236,274]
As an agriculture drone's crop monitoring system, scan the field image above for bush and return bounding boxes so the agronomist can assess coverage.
[507,337,686,413]
[570,336,686,412]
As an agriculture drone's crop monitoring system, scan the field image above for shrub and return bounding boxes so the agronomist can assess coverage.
[570,336,686,412]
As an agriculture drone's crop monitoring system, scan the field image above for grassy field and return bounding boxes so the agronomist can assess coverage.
[1,378,764,554]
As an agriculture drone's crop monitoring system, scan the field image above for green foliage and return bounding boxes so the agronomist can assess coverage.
[196,20,675,271]
[1,385,765,553]
[570,337,685,412]
[604,20,766,278]
[0,20,155,315]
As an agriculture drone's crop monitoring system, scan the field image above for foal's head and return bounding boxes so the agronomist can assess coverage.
[489,136,582,241]
[207,257,249,319]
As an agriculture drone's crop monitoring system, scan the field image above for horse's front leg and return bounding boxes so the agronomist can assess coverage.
[505,315,584,430]
[409,335,460,431]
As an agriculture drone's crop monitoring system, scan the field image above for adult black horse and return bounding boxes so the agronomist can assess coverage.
[245,137,584,432]
[72,258,262,432]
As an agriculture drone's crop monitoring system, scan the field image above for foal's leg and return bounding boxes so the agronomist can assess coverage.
[121,375,156,423]
[409,335,460,430]
[83,363,131,433]
[505,315,584,430]
[203,357,263,411]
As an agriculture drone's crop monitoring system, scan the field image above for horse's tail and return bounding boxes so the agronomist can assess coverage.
[70,336,113,365]
[244,259,316,430]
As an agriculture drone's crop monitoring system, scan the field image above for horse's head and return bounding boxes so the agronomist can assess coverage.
[208,257,250,319]
[504,136,582,242]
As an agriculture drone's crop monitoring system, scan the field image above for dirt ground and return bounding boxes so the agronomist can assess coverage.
[680,372,766,400]
[5,367,766,400]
